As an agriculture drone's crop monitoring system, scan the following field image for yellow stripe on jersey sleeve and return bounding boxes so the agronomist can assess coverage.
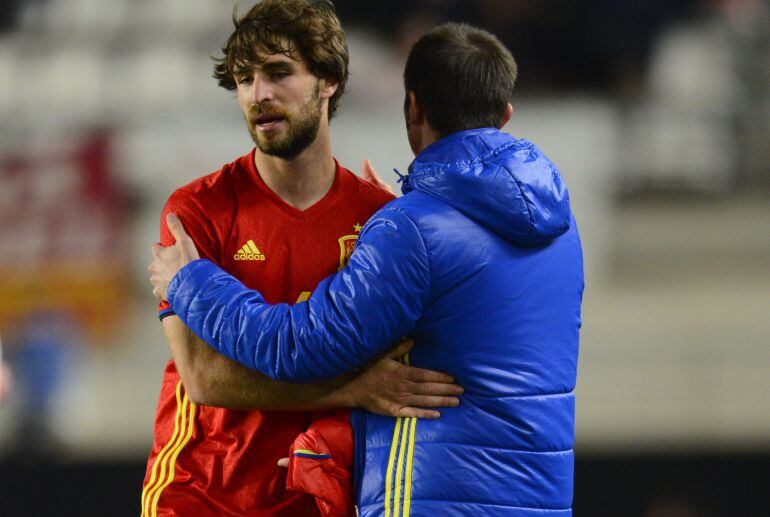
[149,396,196,517]
[144,393,189,515]
[141,381,184,517]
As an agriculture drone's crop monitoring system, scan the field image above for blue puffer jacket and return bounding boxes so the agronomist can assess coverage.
[169,128,584,516]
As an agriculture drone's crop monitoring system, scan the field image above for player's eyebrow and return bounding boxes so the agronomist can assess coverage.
[233,61,295,76]
[260,61,295,73]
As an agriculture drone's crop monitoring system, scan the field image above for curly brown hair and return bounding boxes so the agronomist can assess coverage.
[213,0,349,120]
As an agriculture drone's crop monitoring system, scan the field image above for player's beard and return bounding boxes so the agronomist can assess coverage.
[247,84,322,160]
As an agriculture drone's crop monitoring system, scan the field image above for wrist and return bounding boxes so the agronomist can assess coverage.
[330,373,361,409]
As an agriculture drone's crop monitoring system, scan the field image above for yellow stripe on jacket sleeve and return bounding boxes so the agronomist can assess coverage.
[141,381,184,517]
[402,417,418,516]
[401,351,418,516]
[384,417,403,517]
[385,353,420,517]
[392,416,411,517]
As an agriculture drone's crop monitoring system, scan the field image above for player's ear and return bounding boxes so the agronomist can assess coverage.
[318,78,339,101]
[406,91,424,126]
[499,103,513,128]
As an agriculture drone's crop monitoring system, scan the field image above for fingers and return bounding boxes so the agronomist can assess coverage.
[396,407,441,419]
[166,213,201,262]
[361,159,376,181]
[149,273,168,300]
[152,286,165,300]
[404,394,460,409]
[386,338,415,359]
[406,381,463,397]
[149,242,175,268]
[148,245,170,275]
[149,272,166,286]
[360,159,394,195]
[403,365,455,384]
[384,340,457,385]
[166,213,191,244]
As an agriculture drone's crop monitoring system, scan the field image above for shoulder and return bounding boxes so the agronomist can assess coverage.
[362,200,424,240]
[159,152,254,249]
[355,202,431,276]
[376,191,445,223]
[164,152,252,211]
[339,166,397,206]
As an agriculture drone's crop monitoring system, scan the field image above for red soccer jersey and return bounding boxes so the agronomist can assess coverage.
[141,149,393,517]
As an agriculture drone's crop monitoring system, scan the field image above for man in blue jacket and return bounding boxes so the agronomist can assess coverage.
[150,23,583,516]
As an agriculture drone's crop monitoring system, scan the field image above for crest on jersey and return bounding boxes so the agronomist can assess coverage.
[338,223,362,270]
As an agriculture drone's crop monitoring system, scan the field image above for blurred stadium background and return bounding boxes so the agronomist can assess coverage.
[0,0,768,515]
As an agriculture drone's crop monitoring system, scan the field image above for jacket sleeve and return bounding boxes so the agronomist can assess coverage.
[167,208,431,383]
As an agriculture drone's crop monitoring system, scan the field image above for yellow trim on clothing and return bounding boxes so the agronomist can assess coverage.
[145,391,189,516]
[393,415,410,517]
[140,381,196,517]
[384,417,403,517]
[402,417,418,515]
[149,396,196,516]
[141,381,183,516]
[384,352,420,516]
[294,449,327,457]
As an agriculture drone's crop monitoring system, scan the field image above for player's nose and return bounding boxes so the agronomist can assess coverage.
[250,76,274,104]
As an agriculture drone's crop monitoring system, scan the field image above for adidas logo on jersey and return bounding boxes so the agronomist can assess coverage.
[234,240,266,261]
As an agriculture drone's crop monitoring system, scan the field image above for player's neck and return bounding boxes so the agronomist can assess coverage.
[254,125,336,211]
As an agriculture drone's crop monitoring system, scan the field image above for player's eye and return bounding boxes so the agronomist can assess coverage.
[236,76,253,85]
[271,71,290,80]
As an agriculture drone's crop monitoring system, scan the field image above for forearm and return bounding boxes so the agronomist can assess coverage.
[162,316,354,410]
[170,260,415,383]
[169,262,365,381]
[210,367,355,411]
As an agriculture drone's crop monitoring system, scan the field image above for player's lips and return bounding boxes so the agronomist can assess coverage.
[254,115,286,132]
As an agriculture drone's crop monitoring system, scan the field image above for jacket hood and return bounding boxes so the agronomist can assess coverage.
[402,128,571,246]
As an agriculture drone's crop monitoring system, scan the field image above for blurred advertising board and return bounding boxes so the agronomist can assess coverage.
[0,131,129,345]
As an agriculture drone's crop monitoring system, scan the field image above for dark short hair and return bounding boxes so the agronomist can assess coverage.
[404,23,517,136]
[213,0,349,119]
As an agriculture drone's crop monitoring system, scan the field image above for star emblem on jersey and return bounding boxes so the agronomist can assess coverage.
[234,240,266,261]
[337,224,362,271]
